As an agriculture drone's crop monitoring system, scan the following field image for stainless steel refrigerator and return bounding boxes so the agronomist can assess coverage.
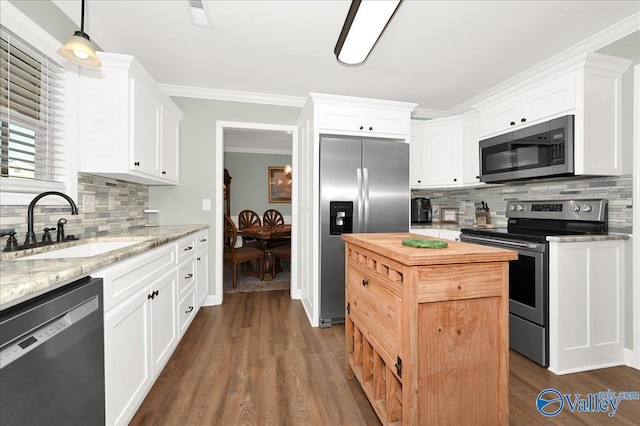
[319,136,409,327]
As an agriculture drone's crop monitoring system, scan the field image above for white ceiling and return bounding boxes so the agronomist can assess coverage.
[52,0,639,149]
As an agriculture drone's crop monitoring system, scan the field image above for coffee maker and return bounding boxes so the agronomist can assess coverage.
[411,197,432,224]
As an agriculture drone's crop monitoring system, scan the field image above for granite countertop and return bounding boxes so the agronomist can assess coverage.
[546,233,629,242]
[342,232,518,266]
[409,224,462,231]
[0,225,208,311]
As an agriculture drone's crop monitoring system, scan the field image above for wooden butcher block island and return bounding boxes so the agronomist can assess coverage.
[342,233,518,425]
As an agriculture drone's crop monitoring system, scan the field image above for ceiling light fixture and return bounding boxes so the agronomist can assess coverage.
[58,0,101,68]
[334,0,402,65]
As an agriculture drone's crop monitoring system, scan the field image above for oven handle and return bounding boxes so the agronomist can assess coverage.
[461,235,533,249]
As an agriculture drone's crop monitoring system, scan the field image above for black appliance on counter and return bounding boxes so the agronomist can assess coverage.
[460,199,608,366]
[411,197,432,224]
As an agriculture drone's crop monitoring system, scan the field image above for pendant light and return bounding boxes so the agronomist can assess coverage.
[58,0,101,68]
[334,0,402,65]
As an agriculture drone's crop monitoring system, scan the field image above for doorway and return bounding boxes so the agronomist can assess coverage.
[215,121,298,302]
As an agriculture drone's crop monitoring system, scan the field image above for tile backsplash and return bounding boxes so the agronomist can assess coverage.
[412,174,632,234]
[0,173,148,242]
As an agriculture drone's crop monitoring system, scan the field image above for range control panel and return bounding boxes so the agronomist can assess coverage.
[506,199,607,222]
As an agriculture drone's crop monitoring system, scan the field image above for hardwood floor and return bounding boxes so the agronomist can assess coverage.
[131,290,640,425]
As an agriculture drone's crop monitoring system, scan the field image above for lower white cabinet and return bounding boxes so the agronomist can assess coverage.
[196,230,210,307]
[548,239,626,375]
[98,230,208,426]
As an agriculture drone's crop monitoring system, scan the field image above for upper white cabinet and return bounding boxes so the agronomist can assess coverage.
[478,76,576,137]
[78,52,183,185]
[411,114,483,189]
[311,92,414,137]
[474,53,631,176]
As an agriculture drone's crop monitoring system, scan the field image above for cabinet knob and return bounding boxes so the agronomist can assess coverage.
[148,293,155,300]
[368,127,373,131]
[453,178,457,182]
[510,121,516,126]
[475,175,480,179]
[134,161,140,166]
[521,117,527,123]
[162,171,167,175]
[362,279,369,286]
[154,290,159,297]
[417,180,421,183]
[359,125,364,130]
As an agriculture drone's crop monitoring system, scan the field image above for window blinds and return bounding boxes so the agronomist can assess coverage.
[0,25,64,183]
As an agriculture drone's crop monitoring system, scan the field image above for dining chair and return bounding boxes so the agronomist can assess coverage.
[270,243,291,278]
[223,214,264,287]
[238,209,261,247]
[263,209,288,248]
[263,209,285,228]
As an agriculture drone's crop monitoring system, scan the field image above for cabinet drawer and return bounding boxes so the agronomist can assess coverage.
[178,287,197,337]
[177,258,196,297]
[416,262,506,303]
[348,268,401,363]
[176,235,196,263]
[195,230,209,250]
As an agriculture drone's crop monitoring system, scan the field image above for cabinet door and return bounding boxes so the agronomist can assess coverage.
[479,98,518,136]
[104,289,151,426]
[410,124,427,187]
[317,104,408,136]
[131,79,160,177]
[461,114,482,185]
[150,269,178,375]
[424,125,461,187]
[160,108,180,183]
[196,247,209,307]
[518,77,575,126]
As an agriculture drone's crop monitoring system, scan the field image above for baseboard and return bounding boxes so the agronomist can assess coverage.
[624,348,639,370]
[203,294,221,306]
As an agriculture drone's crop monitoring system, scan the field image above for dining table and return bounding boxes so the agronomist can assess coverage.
[237,224,291,280]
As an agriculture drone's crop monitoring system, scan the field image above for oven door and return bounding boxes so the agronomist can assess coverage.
[459,234,547,325]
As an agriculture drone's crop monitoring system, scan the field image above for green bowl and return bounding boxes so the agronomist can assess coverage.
[401,238,448,249]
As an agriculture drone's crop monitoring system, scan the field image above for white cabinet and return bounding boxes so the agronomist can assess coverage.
[411,116,463,188]
[195,230,210,308]
[461,111,482,185]
[478,76,576,137]
[104,266,177,426]
[474,53,631,176]
[311,93,415,138]
[548,239,626,375]
[78,52,183,185]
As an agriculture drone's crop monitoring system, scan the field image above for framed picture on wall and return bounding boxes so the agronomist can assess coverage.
[268,166,291,203]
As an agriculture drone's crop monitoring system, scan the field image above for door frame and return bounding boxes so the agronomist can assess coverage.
[214,121,299,304]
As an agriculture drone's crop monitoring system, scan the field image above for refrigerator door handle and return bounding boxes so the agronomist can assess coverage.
[356,168,364,232]
[363,167,370,233]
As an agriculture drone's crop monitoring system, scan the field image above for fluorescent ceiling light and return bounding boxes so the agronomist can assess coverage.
[334,0,402,65]
[57,0,101,68]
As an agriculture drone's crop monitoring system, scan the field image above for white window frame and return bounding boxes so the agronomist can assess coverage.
[0,1,78,206]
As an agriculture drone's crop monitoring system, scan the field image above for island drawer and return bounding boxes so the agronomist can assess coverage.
[415,262,506,303]
[347,267,401,366]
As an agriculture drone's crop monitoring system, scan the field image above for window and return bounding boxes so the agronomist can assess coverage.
[1,27,64,183]
[0,3,76,205]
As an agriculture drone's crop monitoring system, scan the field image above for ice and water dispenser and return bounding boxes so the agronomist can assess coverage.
[329,201,353,235]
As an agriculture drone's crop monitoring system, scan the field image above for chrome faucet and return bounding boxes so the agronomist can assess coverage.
[24,191,79,246]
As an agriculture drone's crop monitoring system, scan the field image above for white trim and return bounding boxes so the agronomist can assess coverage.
[0,1,78,206]
[632,64,640,370]
[412,108,448,119]
[215,121,299,305]
[451,12,640,115]
[160,84,306,108]
[223,147,292,155]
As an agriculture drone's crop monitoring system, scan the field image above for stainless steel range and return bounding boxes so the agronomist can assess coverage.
[460,199,608,366]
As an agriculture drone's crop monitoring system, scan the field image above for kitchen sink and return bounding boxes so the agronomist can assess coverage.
[19,241,141,260]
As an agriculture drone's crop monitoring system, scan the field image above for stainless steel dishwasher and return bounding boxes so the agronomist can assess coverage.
[0,276,105,425]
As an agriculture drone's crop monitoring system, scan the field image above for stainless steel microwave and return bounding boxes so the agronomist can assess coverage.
[479,115,574,183]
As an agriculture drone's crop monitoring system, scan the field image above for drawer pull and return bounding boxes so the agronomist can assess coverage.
[184,246,194,251]
[148,293,154,300]
[200,238,207,242]
[362,279,369,286]
[185,273,193,279]
[185,306,194,314]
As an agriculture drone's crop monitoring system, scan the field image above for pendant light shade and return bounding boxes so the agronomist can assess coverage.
[334,0,402,65]
[58,0,101,68]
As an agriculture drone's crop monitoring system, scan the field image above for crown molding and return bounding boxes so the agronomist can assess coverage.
[449,12,640,115]
[411,108,449,119]
[159,84,307,107]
